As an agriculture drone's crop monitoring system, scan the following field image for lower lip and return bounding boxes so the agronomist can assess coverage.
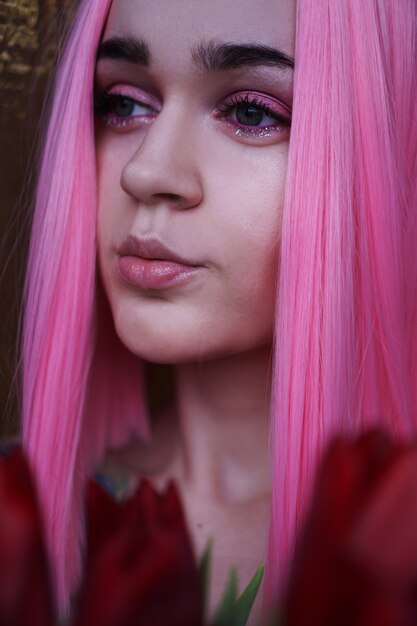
[117,256,201,289]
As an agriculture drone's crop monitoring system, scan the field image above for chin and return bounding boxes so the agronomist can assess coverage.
[113,317,272,367]
[110,294,275,364]
[114,326,221,365]
[112,310,202,364]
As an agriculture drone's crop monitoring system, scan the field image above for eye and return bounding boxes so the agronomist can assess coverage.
[94,91,156,129]
[216,92,291,139]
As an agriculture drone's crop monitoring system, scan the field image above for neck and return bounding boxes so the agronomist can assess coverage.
[173,345,272,504]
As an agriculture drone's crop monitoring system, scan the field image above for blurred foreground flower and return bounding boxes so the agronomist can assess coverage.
[0,448,261,626]
[283,430,417,626]
[10,428,417,626]
[0,449,53,626]
[0,448,203,626]
[74,478,203,626]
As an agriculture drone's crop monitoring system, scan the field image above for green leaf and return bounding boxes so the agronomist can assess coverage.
[234,565,264,626]
[198,539,213,616]
[212,567,238,626]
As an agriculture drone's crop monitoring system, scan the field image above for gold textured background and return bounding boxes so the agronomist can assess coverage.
[0,0,75,436]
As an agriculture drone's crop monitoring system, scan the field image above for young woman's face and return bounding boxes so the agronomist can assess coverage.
[95,0,295,363]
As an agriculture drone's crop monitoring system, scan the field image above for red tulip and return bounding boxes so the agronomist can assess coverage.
[74,478,204,626]
[0,449,53,626]
[283,430,417,626]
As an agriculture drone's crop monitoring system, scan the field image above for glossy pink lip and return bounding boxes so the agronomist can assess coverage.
[116,236,203,289]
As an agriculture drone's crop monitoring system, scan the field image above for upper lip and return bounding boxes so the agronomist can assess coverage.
[117,235,199,267]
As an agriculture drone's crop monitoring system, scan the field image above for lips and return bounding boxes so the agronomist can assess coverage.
[117,235,198,266]
[116,235,203,289]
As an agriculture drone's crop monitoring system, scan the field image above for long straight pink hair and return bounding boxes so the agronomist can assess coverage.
[267,0,417,604]
[22,0,149,612]
[21,0,417,616]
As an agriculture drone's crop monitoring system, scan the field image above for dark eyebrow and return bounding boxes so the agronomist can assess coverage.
[96,36,151,65]
[95,36,294,73]
[191,41,294,72]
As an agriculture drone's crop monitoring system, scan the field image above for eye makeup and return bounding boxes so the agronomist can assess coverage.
[94,83,159,129]
[214,90,291,138]
[94,84,291,140]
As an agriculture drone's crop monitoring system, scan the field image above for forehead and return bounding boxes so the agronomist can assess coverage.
[104,0,296,60]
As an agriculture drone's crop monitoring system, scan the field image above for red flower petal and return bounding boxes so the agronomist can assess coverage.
[0,449,54,626]
[74,479,203,626]
[284,430,417,626]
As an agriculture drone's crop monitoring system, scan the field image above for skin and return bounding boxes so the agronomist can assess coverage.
[95,0,295,621]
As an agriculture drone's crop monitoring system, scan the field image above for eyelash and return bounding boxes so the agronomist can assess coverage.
[94,90,291,138]
[94,92,154,127]
[216,93,290,137]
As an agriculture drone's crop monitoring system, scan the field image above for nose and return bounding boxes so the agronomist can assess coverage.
[120,105,203,210]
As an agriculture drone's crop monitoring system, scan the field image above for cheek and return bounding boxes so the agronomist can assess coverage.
[96,142,126,236]
[96,141,131,296]
[213,211,281,352]
[200,151,286,349]
[210,146,286,311]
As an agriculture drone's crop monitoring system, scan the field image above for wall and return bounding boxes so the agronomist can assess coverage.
[0,0,74,437]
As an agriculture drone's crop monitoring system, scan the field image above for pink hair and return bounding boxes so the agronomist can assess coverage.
[267,0,417,604]
[22,0,148,612]
[21,0,417,616]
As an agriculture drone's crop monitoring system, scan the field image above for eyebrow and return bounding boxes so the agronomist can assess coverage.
[96,36,151,65]
[192,41,294,72]
[96,36,294,72]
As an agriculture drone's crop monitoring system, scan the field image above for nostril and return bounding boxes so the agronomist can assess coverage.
[159,193,183,202]
[154,192,196,210]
